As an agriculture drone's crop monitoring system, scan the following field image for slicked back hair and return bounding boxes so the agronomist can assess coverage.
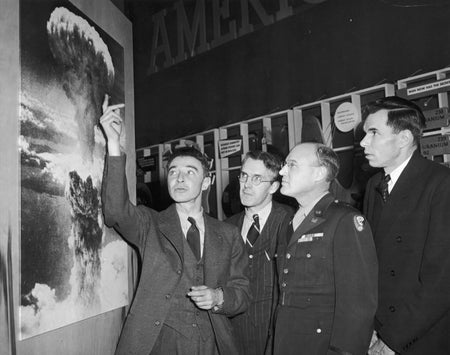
[362,96,426,147]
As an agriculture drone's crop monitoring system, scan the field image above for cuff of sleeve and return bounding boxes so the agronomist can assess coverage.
[212,287,224,312]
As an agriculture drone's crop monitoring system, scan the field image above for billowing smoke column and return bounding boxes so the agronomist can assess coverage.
[47,7,114,163]
[46,7,115,309]
[68,171,103,308]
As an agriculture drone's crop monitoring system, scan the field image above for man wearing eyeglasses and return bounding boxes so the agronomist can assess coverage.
[226,150,293,355]
[272,143,378,355]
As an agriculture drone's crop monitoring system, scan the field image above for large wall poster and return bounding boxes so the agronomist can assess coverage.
[19,0,128,339]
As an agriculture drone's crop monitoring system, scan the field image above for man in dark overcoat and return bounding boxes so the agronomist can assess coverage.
[273,142,378,355]
[99,98,250,355]
[362,96,450,355]
[226,151,292,355]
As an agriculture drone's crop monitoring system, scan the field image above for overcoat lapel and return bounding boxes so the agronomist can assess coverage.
[288,194,333,248]
[376,152,422,239]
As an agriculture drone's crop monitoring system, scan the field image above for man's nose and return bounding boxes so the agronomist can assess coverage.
[360,134,368,147]
[279,165,287,176]
[176,172,185,182]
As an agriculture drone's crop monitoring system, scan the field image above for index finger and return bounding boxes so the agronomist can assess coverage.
[107,103,125,112]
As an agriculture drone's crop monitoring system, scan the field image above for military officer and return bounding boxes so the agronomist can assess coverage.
[272,142,378,355]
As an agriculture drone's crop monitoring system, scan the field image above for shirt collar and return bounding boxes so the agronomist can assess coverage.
[245,201,272,230]
[177,207,205,234]
[386,153,413,192]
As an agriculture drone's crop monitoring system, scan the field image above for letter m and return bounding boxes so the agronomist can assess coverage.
[174,0,208,63]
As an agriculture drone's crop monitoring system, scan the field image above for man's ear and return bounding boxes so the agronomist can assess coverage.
[314,165,328,183]
[398,129,414,148]
[269,180,280,194]
[201,175,212,191]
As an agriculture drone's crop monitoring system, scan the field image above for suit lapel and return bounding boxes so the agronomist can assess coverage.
[288,194,333,247]
[203,214,224,285]
[158,204,184,262]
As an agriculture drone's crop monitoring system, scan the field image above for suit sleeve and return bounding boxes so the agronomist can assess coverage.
[213,226,250,317]
[329,212,378,355]
[102,155,153,252]
[378,173,450,352]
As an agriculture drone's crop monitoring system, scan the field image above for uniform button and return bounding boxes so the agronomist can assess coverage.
[307,297,311,302]
[396,236,402,243]
[154,320,161,326]
[306,253,311,258]
[389,306,396,312]
[177,269,182,275]
[286,253,291,259]
[316,328,322,333]
[192,323,197,327]
[283,268,289,274]
[390,270,395,276]
[165,294,171,299]
[196,311,200,316]
[281,282,287,287]
[249,254,254,259]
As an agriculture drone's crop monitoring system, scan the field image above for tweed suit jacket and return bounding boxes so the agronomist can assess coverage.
[364,151,450,354]
[226,202,292,355]
[102,156,250,355]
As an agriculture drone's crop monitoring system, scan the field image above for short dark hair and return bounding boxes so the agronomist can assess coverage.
[166,146,212,176]
[242,150,282,179]
[362,96,426,146]
[315,144,339,182]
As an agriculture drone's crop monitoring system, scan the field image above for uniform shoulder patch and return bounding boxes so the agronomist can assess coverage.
[353,215,366,232]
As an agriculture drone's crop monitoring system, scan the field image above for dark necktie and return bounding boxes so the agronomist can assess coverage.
[187,217,201,260]
[246,214,260,247]
[378,174,391,203]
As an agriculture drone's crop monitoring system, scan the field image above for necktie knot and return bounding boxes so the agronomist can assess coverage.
[187,217,201,260]
[188,216,197,228]
[252,214,260,230]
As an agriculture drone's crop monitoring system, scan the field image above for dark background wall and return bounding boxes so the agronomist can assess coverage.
[124,0,450,148]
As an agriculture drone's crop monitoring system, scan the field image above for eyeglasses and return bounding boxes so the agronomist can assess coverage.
[238,172,275,186]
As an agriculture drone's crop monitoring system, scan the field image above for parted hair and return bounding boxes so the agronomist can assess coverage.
[242,150,282,179]
[362,96,426,147]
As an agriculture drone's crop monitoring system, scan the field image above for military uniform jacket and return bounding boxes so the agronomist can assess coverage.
[274,193,378,355]
[102,156,250,355]
[226,202,292,355]
[363,151,450,354]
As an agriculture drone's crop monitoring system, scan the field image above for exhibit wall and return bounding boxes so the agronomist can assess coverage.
[0,0,135,354]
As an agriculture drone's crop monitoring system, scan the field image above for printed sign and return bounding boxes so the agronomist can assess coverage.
[421,134,450,156]
[334,102,359,132]
[398,78,450,99]
[423,107,450,130]
[218,139,242,158]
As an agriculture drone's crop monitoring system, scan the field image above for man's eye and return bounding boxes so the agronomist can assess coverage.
[168,170,177,176]
[253,176,262,183]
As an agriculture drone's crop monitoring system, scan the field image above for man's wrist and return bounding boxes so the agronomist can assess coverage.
[107,141,121,156]
[212,287,224,311]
